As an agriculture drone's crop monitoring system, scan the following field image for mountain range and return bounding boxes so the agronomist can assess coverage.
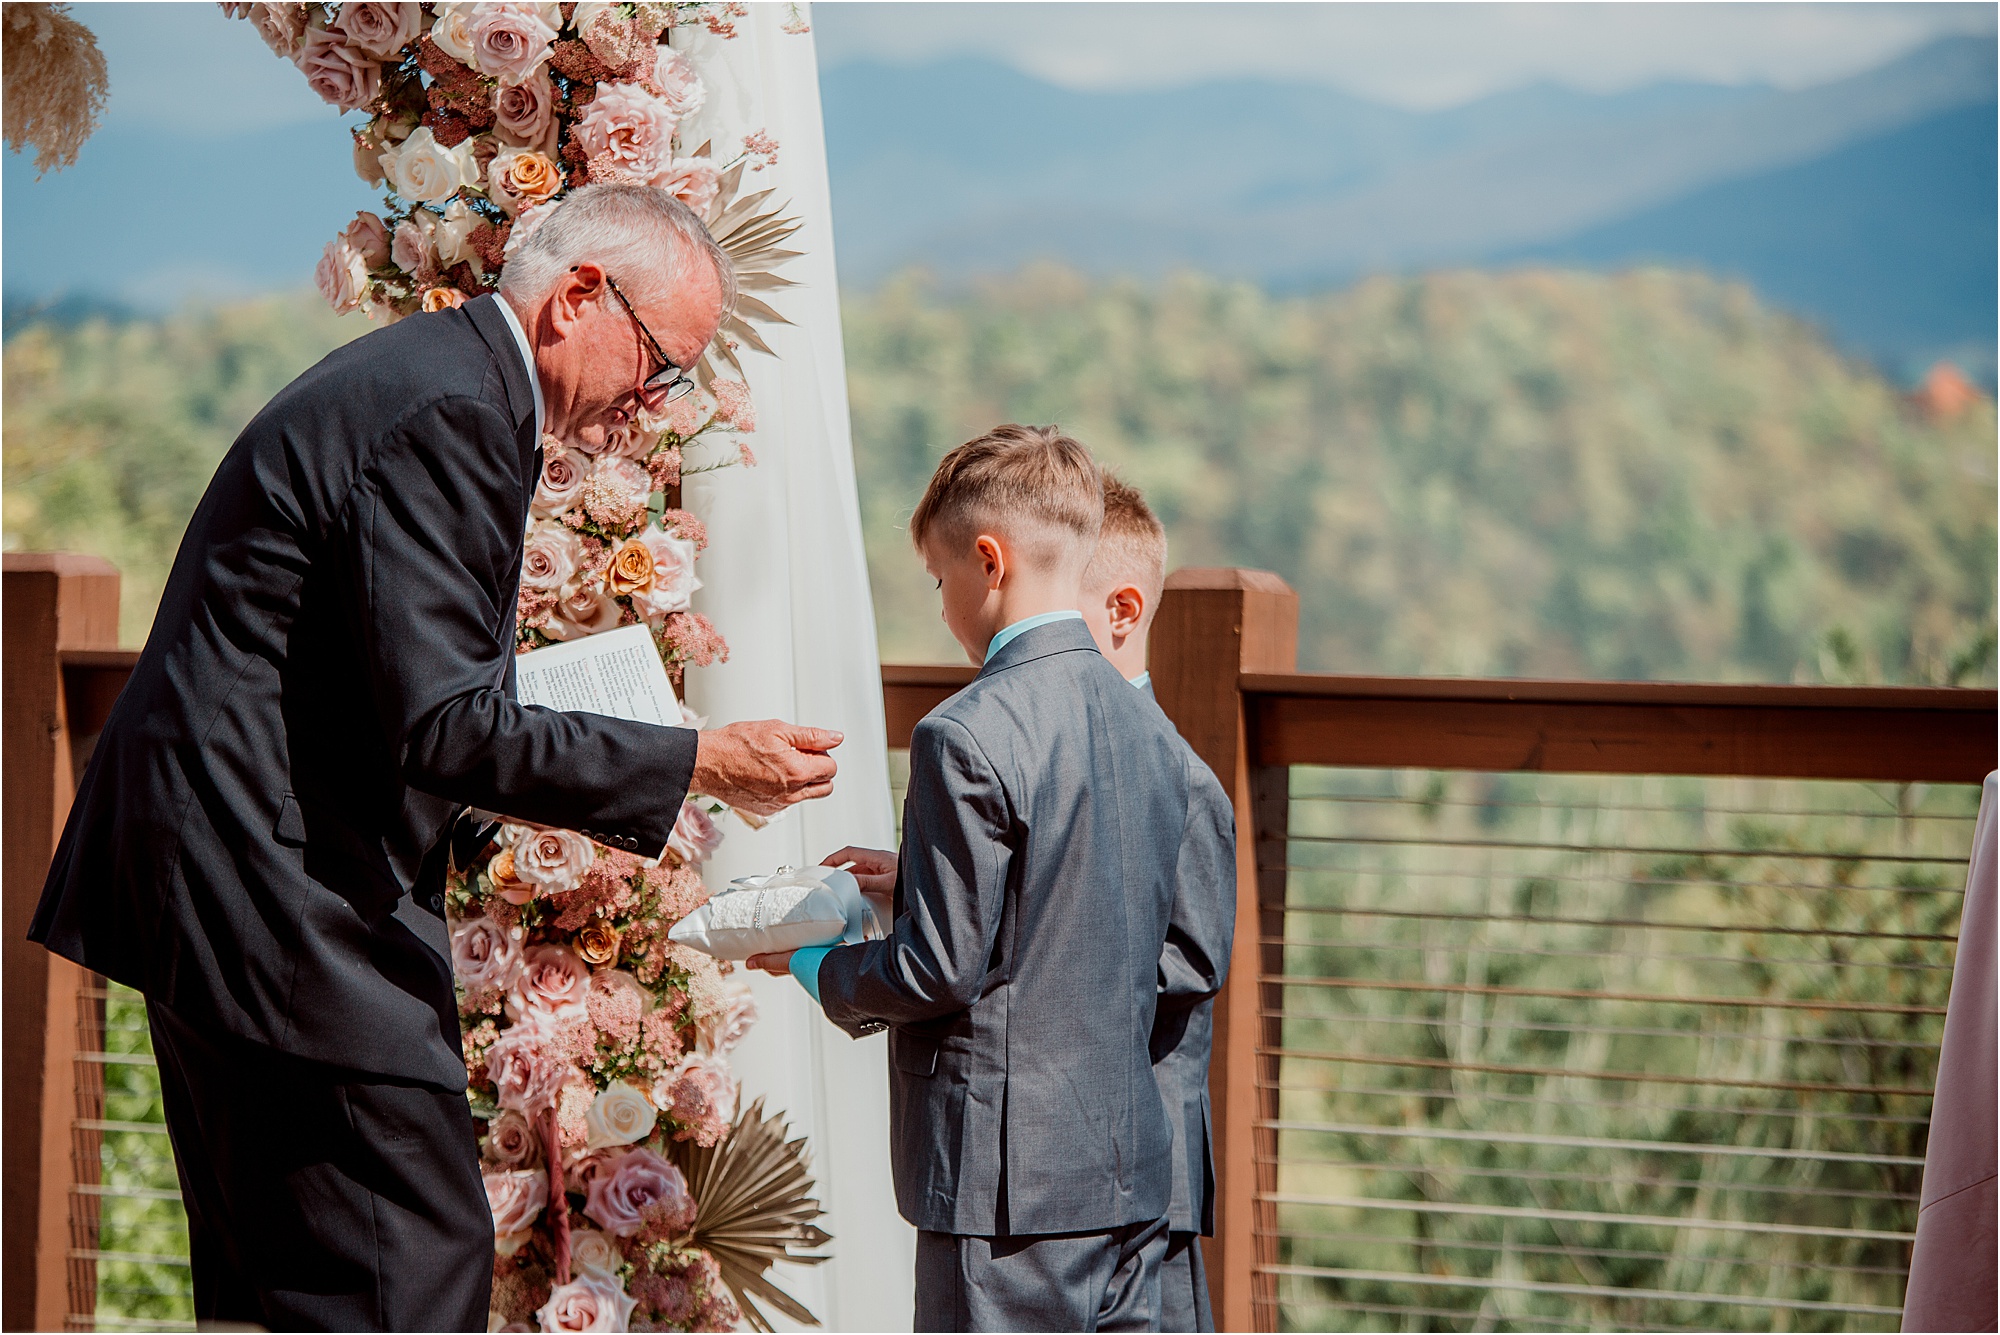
[821,36,1997,380]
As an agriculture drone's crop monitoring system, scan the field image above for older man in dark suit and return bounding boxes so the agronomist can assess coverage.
[29,185,840,1332]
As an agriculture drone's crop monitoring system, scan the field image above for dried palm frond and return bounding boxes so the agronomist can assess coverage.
[697,159,805,387]
[3,3,108,176]
[672,1097,832,1333]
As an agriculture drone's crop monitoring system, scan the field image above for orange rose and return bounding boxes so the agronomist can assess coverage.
[507,150,561,204]
[576,917,621,967]
[606,537,656,596]
[423,286,468,312]
[487,848,535,905]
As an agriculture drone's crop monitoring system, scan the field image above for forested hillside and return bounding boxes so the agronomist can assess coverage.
[5,267,1993,684]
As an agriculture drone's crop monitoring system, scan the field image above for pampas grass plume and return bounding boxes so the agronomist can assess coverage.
[4,3,108,176]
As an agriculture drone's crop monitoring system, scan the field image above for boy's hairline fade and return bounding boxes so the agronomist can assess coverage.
[1083,472,1168,605]
[910,423,1106,572]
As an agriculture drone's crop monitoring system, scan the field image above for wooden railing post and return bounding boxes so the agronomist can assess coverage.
[4,554,121,1332]
[1152,568,1298,1333]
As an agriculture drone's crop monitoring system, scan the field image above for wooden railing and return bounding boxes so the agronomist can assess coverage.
[7,558,1994,1331]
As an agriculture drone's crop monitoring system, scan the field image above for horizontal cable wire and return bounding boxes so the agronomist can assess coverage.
[1257,1263,1904,1317]
[1260,1154,1919,1204]
[1266,933,1956,972]
[1267,1044,1938,1097]
[1277,830,1969,866]
[1275,974,1948,1016]
[76,1051,160,1066]
[73,1184,182,1201]
[1271,859,1968,897]
[1285,791,1977,822]
[1262,1077,1935,1125]
[1266,1294,1637,1332]
[1264,1006,1945,1052]
[1264,1192,1916,1242]
[75,1119,173,1135]
[1273,900,1960,944]
[1255,1227,1912,1278]
[1259,1118,1927,1167]
[68,1250,191,1268]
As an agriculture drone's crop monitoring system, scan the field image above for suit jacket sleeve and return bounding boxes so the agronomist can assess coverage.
[347,393,695,849]
[817,715,1012,1037]
[1154,751,1236,1054]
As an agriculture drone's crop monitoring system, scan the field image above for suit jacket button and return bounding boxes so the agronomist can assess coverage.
[622,836,638,851]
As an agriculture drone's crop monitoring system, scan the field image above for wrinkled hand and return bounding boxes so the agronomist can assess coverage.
[822,845,897,896]
[691,721,841,817]
[745,949,797,977]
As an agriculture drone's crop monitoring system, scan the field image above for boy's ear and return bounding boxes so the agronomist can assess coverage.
[974,533,1006,587]
[1108,584,1146,636]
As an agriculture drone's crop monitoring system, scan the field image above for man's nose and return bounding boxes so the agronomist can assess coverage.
[636,381,672,413]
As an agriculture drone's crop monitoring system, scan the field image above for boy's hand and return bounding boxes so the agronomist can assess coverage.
[746,950,796,976]
[823,845,897,895]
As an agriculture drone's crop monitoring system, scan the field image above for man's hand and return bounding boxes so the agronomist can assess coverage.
[745,949,797,977]
[822,845,897,896]
[691,721,841,817]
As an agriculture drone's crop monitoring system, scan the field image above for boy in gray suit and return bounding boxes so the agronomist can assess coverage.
[1079,476,1236,1333]
[751,425,1229,1331]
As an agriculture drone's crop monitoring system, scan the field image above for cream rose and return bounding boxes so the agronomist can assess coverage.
[482,1108,543,1170]
[695,976,757,1057]
[568,1227,620,1277]
[654,47,707,121]
[451,914,525,993]
[663,800,720,868]
[294,26,380,112]
[655,158,719,216]
[544,581,622,642]
[536,1273,636,1333]
[506,943,591,1025]
[433,197,483,269]
[521,521,583,591]
[314,235,370,316]
[493,71,559,155]
[512,828,595,895]
[468,1,558,84]
[585,1082,658,1150]
[572,83,678,185]
[485,1167,547,1255]
[427,1,479,65]
[330,1,419,60]
[487,146,562,217]
[384,127,478,204]
[503,202,553,262]
[630,527,699,621]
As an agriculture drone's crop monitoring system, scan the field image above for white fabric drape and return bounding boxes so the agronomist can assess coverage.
[673,8,916,1331]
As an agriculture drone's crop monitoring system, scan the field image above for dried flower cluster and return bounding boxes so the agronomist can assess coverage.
[3,3,110,176]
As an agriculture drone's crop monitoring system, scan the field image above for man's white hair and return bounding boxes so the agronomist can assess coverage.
[499,183,737,316]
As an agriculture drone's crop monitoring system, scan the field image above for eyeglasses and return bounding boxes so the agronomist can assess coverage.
[601,273,698,403]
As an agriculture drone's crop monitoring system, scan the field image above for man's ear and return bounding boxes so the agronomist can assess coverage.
[1108,584,1146,637]
[549,263,604,334]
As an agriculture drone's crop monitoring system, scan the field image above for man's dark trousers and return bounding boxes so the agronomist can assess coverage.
[147,1000,492,1330]
[915,1219,1171,1332]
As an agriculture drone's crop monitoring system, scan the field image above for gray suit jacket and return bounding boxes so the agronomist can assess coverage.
[1141,678,1236,1237]
[817,619,1214,1235]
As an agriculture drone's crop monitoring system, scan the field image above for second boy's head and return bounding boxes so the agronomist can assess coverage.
[1080,474,1167,681]
[910,424,1104,666]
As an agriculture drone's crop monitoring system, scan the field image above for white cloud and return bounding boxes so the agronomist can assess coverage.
[811,2,1997,108]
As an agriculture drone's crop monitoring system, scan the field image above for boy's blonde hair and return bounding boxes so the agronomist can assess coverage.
[1083,473,1168,606]
[910,424,1104,572]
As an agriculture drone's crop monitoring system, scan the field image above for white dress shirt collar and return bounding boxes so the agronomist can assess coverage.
[493,296,546,436]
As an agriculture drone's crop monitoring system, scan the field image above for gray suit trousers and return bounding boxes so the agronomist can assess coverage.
[1159,1232,1214,1332]
[915,1218,1171,1332]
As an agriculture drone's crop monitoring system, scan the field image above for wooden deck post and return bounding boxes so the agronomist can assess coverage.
[4,554,121,1332]
[1151,568,1298,1332]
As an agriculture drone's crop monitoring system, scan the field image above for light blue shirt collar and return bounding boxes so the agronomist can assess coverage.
[493,297,546,436]
[1129,671,1151,691]
[984,609,1084,663]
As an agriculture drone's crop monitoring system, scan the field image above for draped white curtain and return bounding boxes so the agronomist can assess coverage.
[674,8,917,1331]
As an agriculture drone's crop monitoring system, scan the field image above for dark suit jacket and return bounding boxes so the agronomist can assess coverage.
[1140,678,1236,1238]
[816,618,1222,1235]
[30,295,697,1090]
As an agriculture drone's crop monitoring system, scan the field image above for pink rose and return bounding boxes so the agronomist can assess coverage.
[486,1028,568,1113]
[532,445,589,516]
[583,1147,695,1238]
[654,47,707,121]
[513,828,596,895]
[482,1108,544,1170]
[504,202,553,262]
[390,213,433,275]
[656,1053,736,1146]
[506,943,591,1025]
[629,527,699,621]
[451,914,525,993]
[543,580,622,642]
[342,210,391,269]
[293,26,380,112]
[468,1,558,85]
[655,158,719,216]
[565,1144,631,1197]
[521,520,583,591]
[572,83,678,186]
[329,1,418,60]
[248,2,309,57]
[695,976,757,1057]
[493,71,559,155]
[314,235,369,316]
[484,1167,548,1250]
[597,420,659,462]
[568,1227,621,1277]
[536,1272,637,1332]
[663,801,720,868]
